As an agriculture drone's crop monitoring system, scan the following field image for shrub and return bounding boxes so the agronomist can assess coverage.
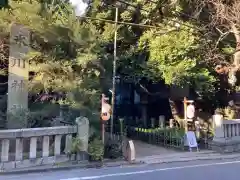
[88,137,104,161]
[70,137,83,154]
[104,139,122,159]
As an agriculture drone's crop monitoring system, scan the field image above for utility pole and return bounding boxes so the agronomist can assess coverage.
[110,6,118,138]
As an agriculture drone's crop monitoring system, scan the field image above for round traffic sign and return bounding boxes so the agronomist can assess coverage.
[101,112,110,121]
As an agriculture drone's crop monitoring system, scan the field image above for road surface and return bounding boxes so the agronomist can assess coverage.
[2,159,240,180]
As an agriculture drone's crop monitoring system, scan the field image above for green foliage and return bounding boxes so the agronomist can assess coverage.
[138,25,216,94]
[0,0,8,9]
[88,137,104,161]
[104,139,122,159]
[70,137,83,154]
[134,127,185,139]
[7,107,58,128]
[215,107,237,120]
[1,0,238,128]
[0,0,102,126]
[86,0,218,101]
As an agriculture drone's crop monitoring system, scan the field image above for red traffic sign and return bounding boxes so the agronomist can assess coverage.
[101,112,110,121]
[101,94,111,121]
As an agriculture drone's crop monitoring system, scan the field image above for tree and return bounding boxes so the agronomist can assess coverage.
[0,0,102,127]
[180,0,240,86]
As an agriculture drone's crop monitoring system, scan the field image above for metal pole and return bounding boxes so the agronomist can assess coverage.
[110,7,118,138]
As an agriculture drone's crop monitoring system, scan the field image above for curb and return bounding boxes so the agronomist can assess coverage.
[2,154,240,175]
[0,160,143,175]
[139,154,240,165]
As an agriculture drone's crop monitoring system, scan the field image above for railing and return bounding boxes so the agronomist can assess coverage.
[223,120,240,138]
[211,115,240,152]
[0,117,89,170]
[213,115,240,140]
[0,126,77,162]
[126,126,185,149]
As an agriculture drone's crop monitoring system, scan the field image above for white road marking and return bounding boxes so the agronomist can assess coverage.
[60,160,240,180]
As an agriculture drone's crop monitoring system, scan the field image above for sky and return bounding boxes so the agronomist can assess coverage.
[69,0,88,16]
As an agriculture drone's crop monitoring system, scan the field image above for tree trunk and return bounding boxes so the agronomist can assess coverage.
[168,99,184,128]
[228,24,240,86]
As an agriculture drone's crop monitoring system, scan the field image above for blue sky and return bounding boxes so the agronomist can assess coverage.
[69,0,88,16]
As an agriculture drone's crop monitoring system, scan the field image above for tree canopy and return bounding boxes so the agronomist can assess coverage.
[1,0,240,127]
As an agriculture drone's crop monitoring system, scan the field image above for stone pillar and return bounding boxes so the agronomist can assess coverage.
[64,134,72,154]
[7,23,30,129]
[42,136,50,157]
[169,119,174,128]
[195,120,200,139]
[142,105,147,127]
[159,115,165,128]
[29,137,37,159]
[151,118,154,128]
[76,116,89,160]
[1,139,9,162]
[213,114,224,141]
[127,140,135,162]
[54,135,62,156]
[15,138,23,161]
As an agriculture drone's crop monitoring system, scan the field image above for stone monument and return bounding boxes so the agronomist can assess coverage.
[7,23,30,128]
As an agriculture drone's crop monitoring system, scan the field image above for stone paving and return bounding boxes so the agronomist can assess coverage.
[132,140,240,165]
[132,140,180,158]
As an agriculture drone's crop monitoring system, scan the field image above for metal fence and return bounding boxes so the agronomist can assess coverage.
[126,126,185,150]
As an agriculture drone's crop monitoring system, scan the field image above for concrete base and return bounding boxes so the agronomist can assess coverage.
[210,139,240,153]
[0,154,89,171]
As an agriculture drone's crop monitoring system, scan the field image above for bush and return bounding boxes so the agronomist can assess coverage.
[70,137,83,154]
[88,137,104,161]
[104,139,122,159]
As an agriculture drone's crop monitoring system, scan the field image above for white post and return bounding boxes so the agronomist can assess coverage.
[169,119,174,128]
[29,137,37,159]
[64,134,72,154]
[127,140,135,162]
[151,118,154,128]
[195,121,200,139]
[15,138,23,161]
[213,114,224,141]
[159,115,165,128]
[1,139,10,162]
[42,136,50,157]
[54,135,62,156]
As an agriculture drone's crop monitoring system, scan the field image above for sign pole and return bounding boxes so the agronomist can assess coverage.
[101,94,111,144]
[110,6,118,138]
[102,121,105,144]
[183,97,188,133]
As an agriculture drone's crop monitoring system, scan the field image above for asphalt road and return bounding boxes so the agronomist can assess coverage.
[2,159,240,180]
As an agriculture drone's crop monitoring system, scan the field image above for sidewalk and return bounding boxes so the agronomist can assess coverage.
[136,150,240,164]
[2,151,240,175]
[2,140,240,175]
[133,140,240,164]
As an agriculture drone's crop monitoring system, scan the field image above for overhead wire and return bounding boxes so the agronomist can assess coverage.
[80,0,236,41]
[114,0,237,45]
[139,0,240,40]
[116,0,204,31]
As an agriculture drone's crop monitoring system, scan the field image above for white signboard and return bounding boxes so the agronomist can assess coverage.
[101,103,111,114]
[186,104,195,119]
[185,131,198,149]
